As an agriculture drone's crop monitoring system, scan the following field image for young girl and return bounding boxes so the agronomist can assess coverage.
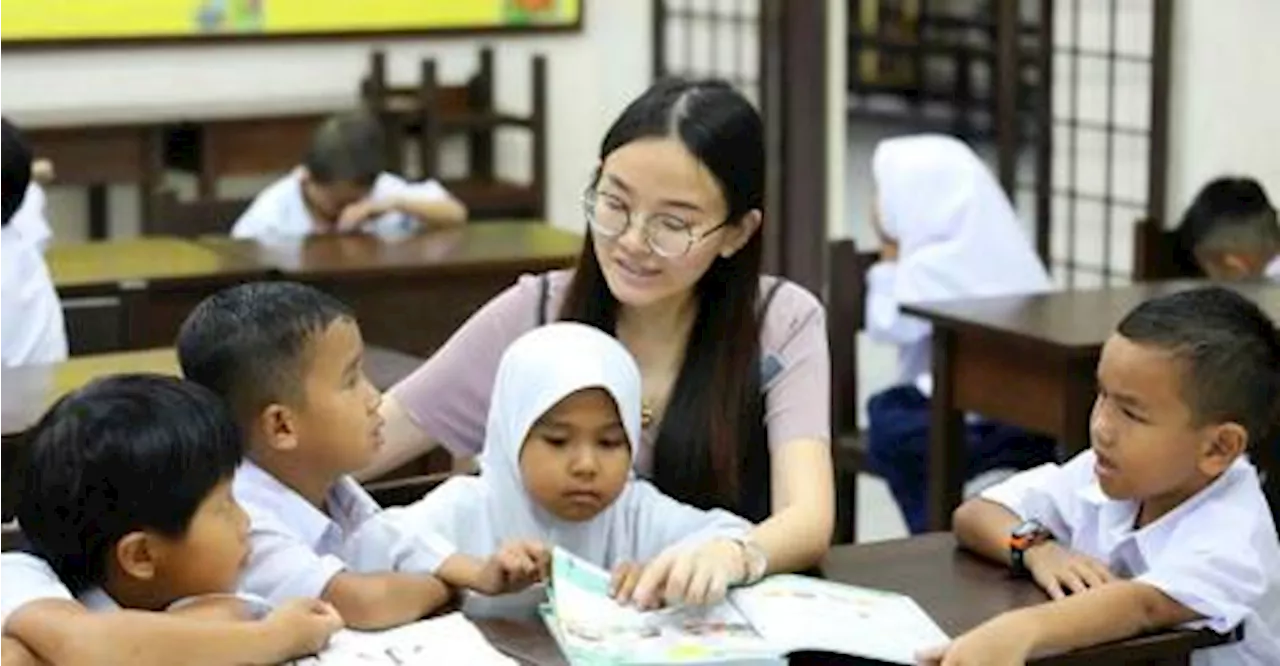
[864,133,1057,533]
[383,323,755,619]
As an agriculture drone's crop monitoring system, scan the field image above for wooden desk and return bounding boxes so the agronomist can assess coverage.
[903,281,1280,531]
[9,96,353,237]
[208,222,582,356]
[48,238,275,354]
[469,534,1232,665]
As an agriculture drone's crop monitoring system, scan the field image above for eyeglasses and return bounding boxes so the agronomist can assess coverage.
[582,187,729,258]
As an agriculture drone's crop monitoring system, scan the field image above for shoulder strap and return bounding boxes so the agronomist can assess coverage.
[537,273,551,326]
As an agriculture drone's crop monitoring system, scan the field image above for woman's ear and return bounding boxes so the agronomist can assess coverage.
[719,209,763,259]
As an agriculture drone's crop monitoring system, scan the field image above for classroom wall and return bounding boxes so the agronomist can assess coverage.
[0,0,653,239]
[1166,0,1280,221]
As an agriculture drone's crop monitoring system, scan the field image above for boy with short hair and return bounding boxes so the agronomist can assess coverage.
[230,112,466,239]
[178,281,471,630]
[1,117,67,367]
[1,374,342,666]
[921,287,1280,665]
[1176,177,1280,281]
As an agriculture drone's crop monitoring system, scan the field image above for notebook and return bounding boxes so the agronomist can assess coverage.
[285,611,517,665]
[543,547,949,665]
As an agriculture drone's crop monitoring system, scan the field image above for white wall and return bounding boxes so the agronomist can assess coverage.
[0,0,653,238]
[1166,0,1280,221]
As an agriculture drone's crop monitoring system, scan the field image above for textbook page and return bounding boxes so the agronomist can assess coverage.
[285,612,517,665]
[728,575,950,665]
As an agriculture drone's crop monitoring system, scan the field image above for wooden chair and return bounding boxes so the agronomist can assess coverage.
[145,190,251,237]
[361,48,548,220]
[364,470,463,508]
[827,239,880,544]
[1132,217,1200,281]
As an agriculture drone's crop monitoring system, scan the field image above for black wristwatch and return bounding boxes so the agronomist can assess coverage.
[1008,519,1055,576]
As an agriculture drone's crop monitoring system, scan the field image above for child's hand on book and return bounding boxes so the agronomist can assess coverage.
[609,561,646,604]
[474,539,552,595]
[1023,542,1115,599]
[263,598,344,660]
[626,538,746,610]
[915,612,1034,666]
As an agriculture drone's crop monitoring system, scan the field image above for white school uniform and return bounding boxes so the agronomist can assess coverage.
[1,223,68,367]
[232,462,456,604]
[230,167,457,240]
[981,450,1280,666]
[865,134,1051,395]
[382,322,752,619]
[1264,254,1280,282]
[10,183,53,251]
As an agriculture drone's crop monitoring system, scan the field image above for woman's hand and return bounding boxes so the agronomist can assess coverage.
[625,539,747,609]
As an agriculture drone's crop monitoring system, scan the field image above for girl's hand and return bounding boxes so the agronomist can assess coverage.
[628,539,747,609]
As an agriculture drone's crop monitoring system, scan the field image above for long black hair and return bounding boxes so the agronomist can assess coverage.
[558,78,770,517]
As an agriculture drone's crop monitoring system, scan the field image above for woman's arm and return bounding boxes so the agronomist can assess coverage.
[358,395,440,481]
[751,438,835,573]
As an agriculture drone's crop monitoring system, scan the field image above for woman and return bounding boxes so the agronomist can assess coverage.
[366,78,834,606]
[864,134,1058,534]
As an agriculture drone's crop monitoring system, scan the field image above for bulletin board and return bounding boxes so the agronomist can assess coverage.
[1,0,582,46]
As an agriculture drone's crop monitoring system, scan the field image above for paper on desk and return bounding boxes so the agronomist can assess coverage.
[284,612,517,665]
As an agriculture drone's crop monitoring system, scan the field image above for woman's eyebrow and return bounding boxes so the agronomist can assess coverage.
[603,173,706,213]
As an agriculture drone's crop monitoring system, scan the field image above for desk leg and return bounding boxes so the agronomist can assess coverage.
[927,328,966,531]
[87,184,109,240]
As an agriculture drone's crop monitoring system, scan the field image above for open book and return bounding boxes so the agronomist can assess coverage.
[285,612,517,665]
[543,548,949,665]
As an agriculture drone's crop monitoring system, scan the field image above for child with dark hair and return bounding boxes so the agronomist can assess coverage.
[1,374,342,666]
[1,117,67,367]
[923,287,1280,665]
[1175,177,1280,281]
[230,111,466,239]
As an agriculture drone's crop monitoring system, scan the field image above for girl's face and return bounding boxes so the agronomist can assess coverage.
[589,137,759,312]
[519,388,632,522]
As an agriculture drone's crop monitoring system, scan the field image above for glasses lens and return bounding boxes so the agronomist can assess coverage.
[588,195,628,237]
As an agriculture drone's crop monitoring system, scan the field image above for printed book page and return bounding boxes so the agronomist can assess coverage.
[728,575,950,665]
[284,611,517,665]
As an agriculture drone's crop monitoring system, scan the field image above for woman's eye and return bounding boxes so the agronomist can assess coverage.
[655,215,690,232]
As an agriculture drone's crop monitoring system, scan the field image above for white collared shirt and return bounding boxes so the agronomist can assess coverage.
[0,553,116,630]
[982,451,1280,666]
[233,462,455,604]
[1,223,68,368]
[1264,254,1280,282]
[230,167,456,240]
[10,184,52,252]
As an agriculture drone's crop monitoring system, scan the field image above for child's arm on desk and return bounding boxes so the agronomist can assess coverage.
[322,572,452,630]
[917,581,1199,666]
[5,598,341,666]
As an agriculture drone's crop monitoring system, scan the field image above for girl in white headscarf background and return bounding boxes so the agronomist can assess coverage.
[379,322,753,619]
[863,134,1058,534]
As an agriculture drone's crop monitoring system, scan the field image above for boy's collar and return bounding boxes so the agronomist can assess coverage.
[236,461,375,547]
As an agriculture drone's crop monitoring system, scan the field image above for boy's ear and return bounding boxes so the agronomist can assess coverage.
[1199,421,1248,477]
[115,532,159,581]
[259,403,301,453]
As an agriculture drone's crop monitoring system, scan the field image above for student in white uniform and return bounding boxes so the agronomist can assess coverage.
[10,183,53,252]
[382,322,755,619]
[1174,177,1280,282]
[1,118,68,368]
[922,287,1280,666]
[177,281,460,630]
[230,112,467,239]
[863,133,1057,533]
[0,375,341,666]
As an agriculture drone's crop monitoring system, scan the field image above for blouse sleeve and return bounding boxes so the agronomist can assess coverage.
[388,274,542,457]
[761,280,832,450]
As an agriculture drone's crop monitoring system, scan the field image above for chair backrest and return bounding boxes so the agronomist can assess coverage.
[147,190,250,238]
[360,47,548,220]
[827,239,879,435]
[1132,217,1200,281]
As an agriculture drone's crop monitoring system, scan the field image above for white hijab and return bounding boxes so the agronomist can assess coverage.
[387,323,749,618]
[873,134,1051,305]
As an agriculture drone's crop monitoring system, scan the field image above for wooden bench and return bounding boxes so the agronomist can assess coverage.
[362,48,547,221]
